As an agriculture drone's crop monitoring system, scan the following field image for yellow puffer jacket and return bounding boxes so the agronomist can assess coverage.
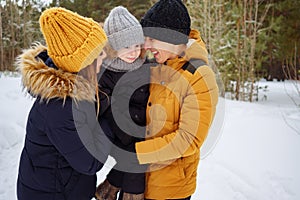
[135,30,219,199]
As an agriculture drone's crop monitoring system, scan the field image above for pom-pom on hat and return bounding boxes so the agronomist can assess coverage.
[141,0,191,45]
[104,6,144,51]
[39,7,107,73]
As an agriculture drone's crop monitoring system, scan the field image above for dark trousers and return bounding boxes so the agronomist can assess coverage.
[177,198,191,200]
[172,197,191,200]
[118,191,191,200]
[144,197,191,200]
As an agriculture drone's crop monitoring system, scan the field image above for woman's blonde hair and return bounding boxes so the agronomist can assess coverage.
[78,59,101,117]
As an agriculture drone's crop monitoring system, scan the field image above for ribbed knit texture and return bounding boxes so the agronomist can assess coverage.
[141,0,191,44]
[104,6,144,51]
[39,7,107,73]
[102,57,145,72]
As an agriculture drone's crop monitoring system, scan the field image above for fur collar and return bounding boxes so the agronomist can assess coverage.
[16,44,95,103]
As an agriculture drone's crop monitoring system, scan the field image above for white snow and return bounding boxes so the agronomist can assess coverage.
[0,75,300,200]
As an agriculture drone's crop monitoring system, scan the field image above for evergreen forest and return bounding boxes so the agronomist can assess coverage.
[1,0,299,101]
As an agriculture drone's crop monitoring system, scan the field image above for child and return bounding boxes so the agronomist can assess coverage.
[16,7,112,200]
[95,6,149,200]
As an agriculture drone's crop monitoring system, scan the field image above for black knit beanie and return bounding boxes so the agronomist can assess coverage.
[141,0,191,45]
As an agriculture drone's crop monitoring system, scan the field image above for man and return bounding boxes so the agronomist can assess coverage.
[134,0,219,199]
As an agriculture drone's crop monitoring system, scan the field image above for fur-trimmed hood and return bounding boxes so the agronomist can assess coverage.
[16,44,96,103]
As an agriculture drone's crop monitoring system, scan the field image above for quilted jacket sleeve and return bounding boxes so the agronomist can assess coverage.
[46,100,111,175]
[136,66,219,164]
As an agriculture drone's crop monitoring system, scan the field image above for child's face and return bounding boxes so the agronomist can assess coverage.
[117,44,141,63]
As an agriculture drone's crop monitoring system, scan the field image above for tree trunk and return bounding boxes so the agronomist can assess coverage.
[241,0,248,101]
[249,0,258,102]
[23,0,27,47]
[236,17,241,101]
[0,5,3,71]
[10,0,15,71]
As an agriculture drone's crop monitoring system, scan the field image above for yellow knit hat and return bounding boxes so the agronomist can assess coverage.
[39,7,107,73]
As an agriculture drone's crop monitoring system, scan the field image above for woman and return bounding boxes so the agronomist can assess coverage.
[16,7,111,200]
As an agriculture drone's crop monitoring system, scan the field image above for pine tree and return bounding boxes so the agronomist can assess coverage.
[273,0,300,80]
[51,0,151,23]
[187,0,273,101]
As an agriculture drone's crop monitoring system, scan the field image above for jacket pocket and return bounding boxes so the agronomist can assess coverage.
[148,159,186,187]
[177,158,186,179]
[57,167,81,193]
[18,149,57,192]
[180,154,200,179]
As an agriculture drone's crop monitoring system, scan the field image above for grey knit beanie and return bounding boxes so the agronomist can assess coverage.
[104,6,144,51]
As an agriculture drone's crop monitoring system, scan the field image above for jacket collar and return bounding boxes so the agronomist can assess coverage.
[165,29,209,70]
[16,44,96,103]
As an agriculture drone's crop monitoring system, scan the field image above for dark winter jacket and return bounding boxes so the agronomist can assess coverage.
[98,63,150,147]
[97,60,151,193]
[16,45,112,200]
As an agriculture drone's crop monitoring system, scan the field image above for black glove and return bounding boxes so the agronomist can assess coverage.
[121,172,145,194]
[106,169,124,188]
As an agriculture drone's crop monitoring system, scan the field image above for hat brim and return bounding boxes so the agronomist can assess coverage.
[142,27,189,45]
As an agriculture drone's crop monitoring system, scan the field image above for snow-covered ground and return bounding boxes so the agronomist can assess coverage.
[0,75,300,200]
